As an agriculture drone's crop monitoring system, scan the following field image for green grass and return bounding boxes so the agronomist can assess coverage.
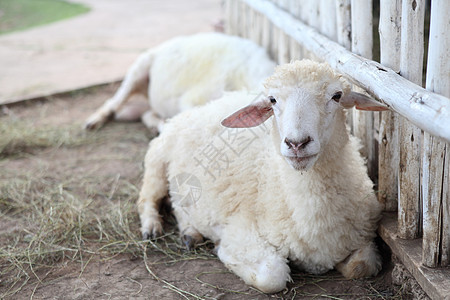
[0,0,90,35]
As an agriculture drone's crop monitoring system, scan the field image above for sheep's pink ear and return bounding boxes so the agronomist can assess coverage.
[221,99,274,128]
[340,91,389,111]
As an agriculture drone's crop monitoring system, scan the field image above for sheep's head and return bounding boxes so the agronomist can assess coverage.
[222,60,388,171]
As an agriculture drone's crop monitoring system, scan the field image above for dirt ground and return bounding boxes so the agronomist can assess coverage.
[0,84,412,299]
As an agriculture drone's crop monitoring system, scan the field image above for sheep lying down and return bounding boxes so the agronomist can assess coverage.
[138,60,389,293]
[84,32,275,131]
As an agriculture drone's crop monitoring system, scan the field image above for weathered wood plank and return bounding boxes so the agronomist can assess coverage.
[278,30,290,64]
[230,0,240,35]
[422,0,450,268]
[423,135,449,267]
[225,0,233,34]
[307,0,320,31]
[378,0,401,211]
[242,0,450,143]
[288,0,302,61]
[350,0,372,58]
[320,0,337,41]
[397,0,425,240]
[335,0,351,50]
[261,14,272,56]
[335,0,353,132]
[379,213,450,300]
[279,0,291,64]
[254,10,263,45]
[351,0,377,179]
[241,1,249,39]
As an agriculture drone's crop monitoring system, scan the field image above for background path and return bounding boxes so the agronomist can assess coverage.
[0,0,222,104]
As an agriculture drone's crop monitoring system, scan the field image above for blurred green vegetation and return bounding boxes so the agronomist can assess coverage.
[0,0,90,35]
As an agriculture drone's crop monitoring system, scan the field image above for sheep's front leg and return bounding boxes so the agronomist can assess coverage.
[138,142,169,240]
[216,225,291,293]
[335,241,382,279]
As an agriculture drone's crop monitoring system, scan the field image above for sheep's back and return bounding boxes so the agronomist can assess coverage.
[149,33,275,119]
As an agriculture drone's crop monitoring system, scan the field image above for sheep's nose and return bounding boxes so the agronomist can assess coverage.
[285,136,313,150]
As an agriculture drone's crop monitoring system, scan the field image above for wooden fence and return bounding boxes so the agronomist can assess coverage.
[225,0,449,298]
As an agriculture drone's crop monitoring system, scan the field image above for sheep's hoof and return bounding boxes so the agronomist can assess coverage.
[181,233,203,251]
[142,232,152,241]
[84,118,104,130]
[142,223,163,241]
[84,112,113,130]
[182,235,195,251]
[213,244,220,255]
[142,231,161,241]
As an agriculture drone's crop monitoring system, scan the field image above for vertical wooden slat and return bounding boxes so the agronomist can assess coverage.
[443,149,450,266]
[397,0,425,240]
[262,13,272,58]
[422,0,450,267]
[350,0,375,179]
[423,137,450,267]
[300,0,311,25]
[320,0,337,41]
[233,0,241,36]
[242,1,250,38]
[275,0,289,63]
[254,10,263,45]
[308,1,320,31]
[249,8,261,44]
[299,0,313,59]
[269,1,280,62]
[288,0,301,61]
[335,0,352,50]
[247,5,255,42]
[278,32,290,63]
[350,0,372,59]
[225,0,233,35]
[378,0,401,212]
[277,0,289,63]
[272,27,280,63]
[335,0,352,131]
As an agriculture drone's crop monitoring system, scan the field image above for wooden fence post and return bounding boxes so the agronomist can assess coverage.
[350,0,376,180]
[276,0,290,63]
[335,0,352,131]
[288,0,302,61]
[320,0,337,41]
[422,0,450,267]
[262,13,272,57]
[397,0,425,240]
[335,0,351,50]
[378,0,401,212]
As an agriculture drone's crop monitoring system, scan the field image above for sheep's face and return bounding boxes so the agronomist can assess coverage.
[221,60,388,172]
[263,61,350,171]
[267,79,347,171]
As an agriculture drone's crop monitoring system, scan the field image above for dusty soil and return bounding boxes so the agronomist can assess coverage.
[0,84,409,299]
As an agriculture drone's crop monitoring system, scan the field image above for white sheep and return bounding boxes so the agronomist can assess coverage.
[84,32,276,131]
[138,60,388,293]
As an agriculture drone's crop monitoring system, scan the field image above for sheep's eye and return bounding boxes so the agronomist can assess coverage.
[269,96,277,104]
[331,92,342,102]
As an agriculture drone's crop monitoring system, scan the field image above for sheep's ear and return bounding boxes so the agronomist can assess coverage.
[221,99,273,128]
[340,91,389,111]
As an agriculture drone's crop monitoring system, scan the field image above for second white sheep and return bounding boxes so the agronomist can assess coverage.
[84,32,275,131]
